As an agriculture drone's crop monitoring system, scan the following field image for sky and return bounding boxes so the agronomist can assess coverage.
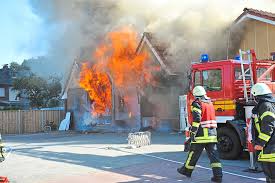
[0,0,48,66]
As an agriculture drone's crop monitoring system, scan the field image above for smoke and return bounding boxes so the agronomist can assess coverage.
[29,0,275,78]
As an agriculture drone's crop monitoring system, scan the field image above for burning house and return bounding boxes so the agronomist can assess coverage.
[62,28,184,132]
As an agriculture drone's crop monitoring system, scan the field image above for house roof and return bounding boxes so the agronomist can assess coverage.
[136,32,178,75]
[234,8,275,25]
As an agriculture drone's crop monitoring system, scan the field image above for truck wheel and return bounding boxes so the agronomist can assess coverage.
[217,127,241,160]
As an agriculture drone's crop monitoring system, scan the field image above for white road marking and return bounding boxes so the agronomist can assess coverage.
[108,146,265,182]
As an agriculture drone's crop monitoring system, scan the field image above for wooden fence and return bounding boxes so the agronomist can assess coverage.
[0,110,65,134]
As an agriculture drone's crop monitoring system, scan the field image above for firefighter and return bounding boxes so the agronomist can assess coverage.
[251,83,275,183]
[0,133,4,162]
[177,86,223,182]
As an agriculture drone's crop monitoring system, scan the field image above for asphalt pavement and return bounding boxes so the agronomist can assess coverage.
[0,132,266,183]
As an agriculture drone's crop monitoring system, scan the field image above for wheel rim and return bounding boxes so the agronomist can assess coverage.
[218,135,233,152]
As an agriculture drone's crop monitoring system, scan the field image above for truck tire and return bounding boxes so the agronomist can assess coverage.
[217,127,242,160]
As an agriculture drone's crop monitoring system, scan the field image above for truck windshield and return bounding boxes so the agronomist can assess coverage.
[202,69,222,91]
[194,71,201,86]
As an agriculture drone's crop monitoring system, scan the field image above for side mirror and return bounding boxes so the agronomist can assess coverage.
[187,72,192,80]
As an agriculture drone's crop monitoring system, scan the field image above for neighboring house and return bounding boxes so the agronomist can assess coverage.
[0,64,21,109]
[231,8,275,59]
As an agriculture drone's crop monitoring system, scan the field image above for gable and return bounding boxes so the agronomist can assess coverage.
[136,32,176,76]
[61,61,81,99]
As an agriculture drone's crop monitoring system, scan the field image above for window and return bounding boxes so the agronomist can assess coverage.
[194,71,201,86]
[0,88,4,97]
[257,67,271,81]
[235,67,251,80]
[202,69,222,91]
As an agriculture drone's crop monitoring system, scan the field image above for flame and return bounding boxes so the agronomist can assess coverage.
[79,27,158,116]
[79,62,112,116]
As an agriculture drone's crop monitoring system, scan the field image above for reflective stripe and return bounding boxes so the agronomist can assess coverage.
[203,128,209,138]
[201,120,217,128]
[192,122,200,128]
[260,111,275,121]
[258,151,275,162]
[195,136,217,140]
[201,124,217,128]
[255,124,260,134]
[258,132,271,142]
[200,120,217,125]
[192,136,217,143]
[185,151,195,169]
[211,163,222,168]
[191,107,201,114]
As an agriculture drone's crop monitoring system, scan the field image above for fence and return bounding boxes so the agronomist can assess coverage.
[0,110,65,134]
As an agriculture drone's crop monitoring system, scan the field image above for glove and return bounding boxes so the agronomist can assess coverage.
[184,138,191,152]
[255,145,263,151]
[252,106,257,115]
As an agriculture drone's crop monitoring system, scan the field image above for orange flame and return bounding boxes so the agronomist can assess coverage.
[79,62,112,116]
[79,27,158,116]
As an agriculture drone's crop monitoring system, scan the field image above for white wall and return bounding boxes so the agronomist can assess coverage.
[9,87,19,101]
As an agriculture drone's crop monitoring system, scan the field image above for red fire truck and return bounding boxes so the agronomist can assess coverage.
[187,49,275,160]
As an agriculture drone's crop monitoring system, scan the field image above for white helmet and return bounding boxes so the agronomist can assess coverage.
[251,83,272,96]
[193,86,206,97]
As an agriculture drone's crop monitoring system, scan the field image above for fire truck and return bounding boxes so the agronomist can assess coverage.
[187,49,275,160]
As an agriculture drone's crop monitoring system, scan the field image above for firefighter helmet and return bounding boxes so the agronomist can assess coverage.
[193,86,206,97]
[251,83,272,96]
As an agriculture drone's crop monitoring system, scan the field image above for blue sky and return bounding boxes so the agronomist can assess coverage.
[0,0,48,66]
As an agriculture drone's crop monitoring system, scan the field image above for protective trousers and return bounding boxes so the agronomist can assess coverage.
[180,143,223,177]
[262,162,275,183]
[0,141,4,162]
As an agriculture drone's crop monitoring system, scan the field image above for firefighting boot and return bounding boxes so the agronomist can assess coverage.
[177,166,191,177]
[266,177,275,183]
[211,176,222,182]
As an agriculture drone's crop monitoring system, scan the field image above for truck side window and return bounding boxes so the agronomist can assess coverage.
[202,69,221,91]
[257,67,271,81]
[194,71,201,86]
[235,67,250,80]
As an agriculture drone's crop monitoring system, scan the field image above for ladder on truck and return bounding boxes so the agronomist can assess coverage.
[239,49,255,102]
[239,49,260,172]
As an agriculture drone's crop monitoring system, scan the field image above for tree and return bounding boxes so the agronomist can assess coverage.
[9,62,30,73]
[13,74,62,108]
